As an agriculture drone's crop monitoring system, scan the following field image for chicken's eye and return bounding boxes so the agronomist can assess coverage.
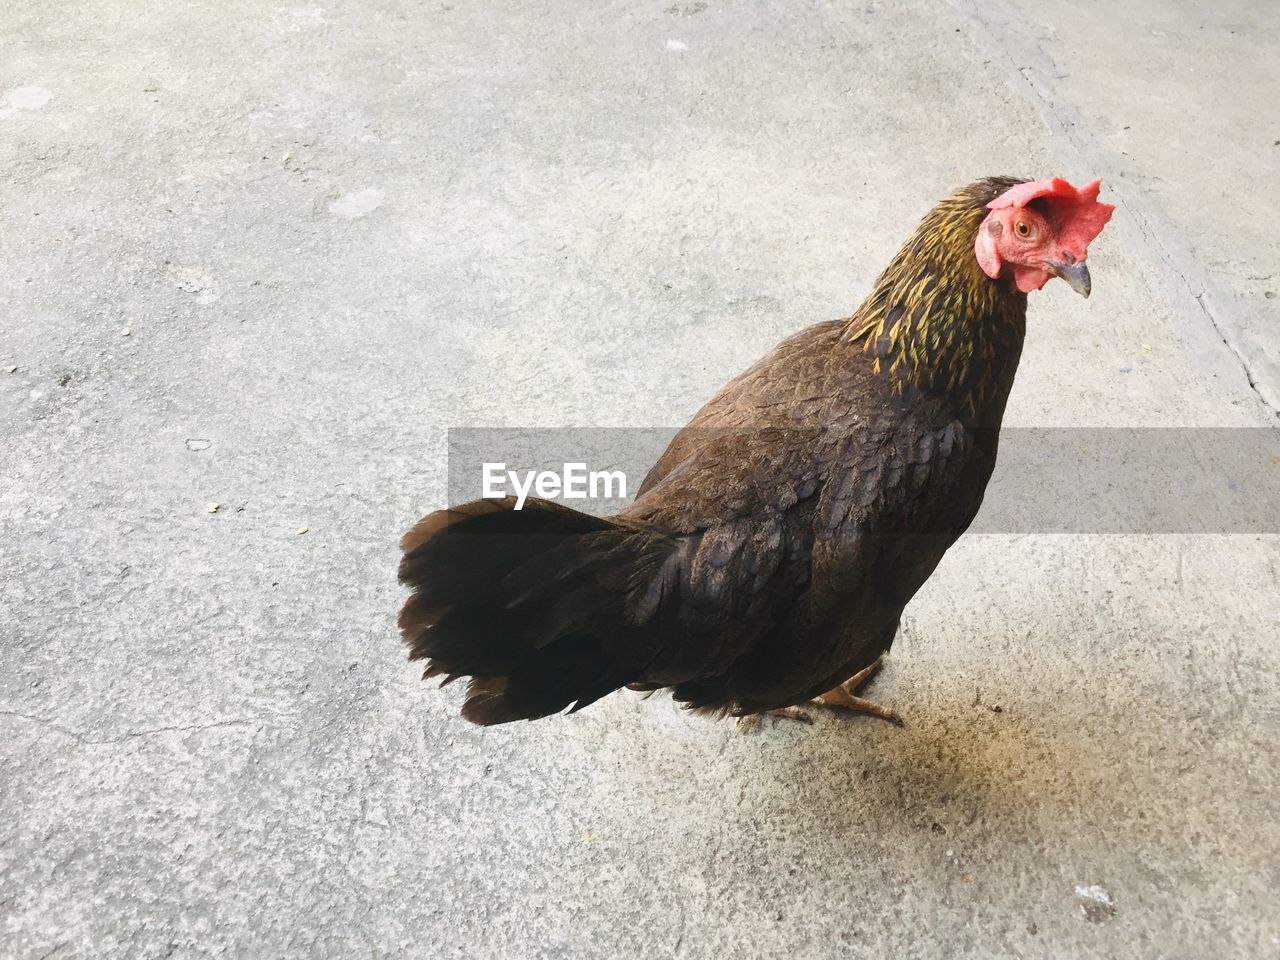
[1015,221,1033,239]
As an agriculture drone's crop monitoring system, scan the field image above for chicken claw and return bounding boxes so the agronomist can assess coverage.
[736,655,902,730]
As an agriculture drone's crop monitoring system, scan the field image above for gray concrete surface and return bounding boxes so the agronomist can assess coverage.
[3,1,1279,957]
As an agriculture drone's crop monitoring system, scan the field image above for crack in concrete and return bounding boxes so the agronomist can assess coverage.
[951,0,1279,416]
[33,942,71,960]
[0,709,260,745]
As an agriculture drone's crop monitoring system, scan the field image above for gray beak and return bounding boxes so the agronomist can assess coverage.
[1046,259,1091,298]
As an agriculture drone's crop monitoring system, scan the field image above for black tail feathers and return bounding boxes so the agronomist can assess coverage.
[398,496,679,724]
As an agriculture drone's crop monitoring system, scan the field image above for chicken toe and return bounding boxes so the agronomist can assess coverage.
[813,657,902,725]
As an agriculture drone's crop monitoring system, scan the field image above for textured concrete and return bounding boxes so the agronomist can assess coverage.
[2,1,1278,958]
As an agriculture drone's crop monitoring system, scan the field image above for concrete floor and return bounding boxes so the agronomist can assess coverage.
[3,1,1279,957]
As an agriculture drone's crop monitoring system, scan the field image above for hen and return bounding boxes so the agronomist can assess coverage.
[398,176,1114,725]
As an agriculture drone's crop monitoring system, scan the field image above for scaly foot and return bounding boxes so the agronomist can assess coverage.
[736,656,902,730]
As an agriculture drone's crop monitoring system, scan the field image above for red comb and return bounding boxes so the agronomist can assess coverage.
[990,177,1114,256]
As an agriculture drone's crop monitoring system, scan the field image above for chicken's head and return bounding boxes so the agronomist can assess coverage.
[975,177,1114,297]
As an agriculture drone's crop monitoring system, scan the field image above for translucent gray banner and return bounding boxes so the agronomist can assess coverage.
[446,428,1280,533]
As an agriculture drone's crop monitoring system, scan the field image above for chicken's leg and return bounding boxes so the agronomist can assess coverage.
[737,655,902,730]
[812,657,902,724]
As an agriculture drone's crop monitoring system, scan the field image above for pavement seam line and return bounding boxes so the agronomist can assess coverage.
[950,0,1279,416]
